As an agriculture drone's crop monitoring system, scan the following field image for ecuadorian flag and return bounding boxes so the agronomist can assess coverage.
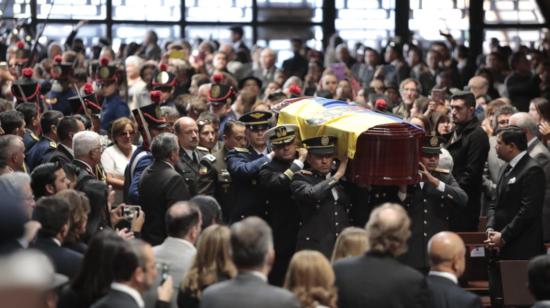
[277,97,411,159]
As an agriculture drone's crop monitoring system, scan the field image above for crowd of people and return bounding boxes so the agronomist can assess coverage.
[1,20,550,308]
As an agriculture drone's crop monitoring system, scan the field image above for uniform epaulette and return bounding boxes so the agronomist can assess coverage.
[233,147,250,153]
[196,146,209,153]
[49,141,57,149]
[30,132,39,141]
[299,170,313,175]
[434,167,450,174]
[201,154,216,164]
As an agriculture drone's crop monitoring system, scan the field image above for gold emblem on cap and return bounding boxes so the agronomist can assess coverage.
[156,71,170,84]
[99,66,110,79]
[276,126,287,138]
[211,85,220,98]
[250,112,264,119]
[321,136,329,146]
[430,136,438,147]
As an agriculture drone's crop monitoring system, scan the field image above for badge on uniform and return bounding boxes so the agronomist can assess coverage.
[199,166,208,175]
[508,177,516,184]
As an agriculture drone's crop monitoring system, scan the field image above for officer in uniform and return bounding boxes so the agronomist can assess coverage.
[259,124,306,286]
[199,120,247,222]
[174,116,210,196]
[96,57,130,134]
[11,68,42,152]
[397,135,468,273]
[290,135,352,258]
[46,55,77,116]
[123,93,170,204]
[25,110,64,172]
[225,111,274,222]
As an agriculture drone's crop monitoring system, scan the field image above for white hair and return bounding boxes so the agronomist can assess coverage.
[125,55,144,67]
[73,131,101,158]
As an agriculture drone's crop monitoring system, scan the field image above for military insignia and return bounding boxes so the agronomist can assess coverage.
[98,66,110,79]
[45,97,58,105]
[321,136,329,146]
[156,71,170,84]
[49,141,57,149]
[202,154,216,163]
[276,126,287,138]
[430,136,438,147]
[211,84,220,98]
[199,165,209,175]
[196,146,209,153]
[234,147,250,153]
[30,132,39,141]
[250,112,264,119]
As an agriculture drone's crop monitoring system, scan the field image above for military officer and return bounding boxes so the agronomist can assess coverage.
[290,135,352,258]
[11,68,43,152]
[174,116,209,196]
[225,111,274,222]
[397,135,468,273]
[25,110,64,172]
[199,120,246,222]
[259,124,307,286]
[46,55,77,116]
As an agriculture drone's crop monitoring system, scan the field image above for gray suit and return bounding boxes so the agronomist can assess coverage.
[527,138,550,242]
[481,135,505,215]
[200,272,300,308]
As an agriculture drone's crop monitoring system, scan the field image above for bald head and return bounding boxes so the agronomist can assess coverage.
[509,112,538,140]
[165,201,201,242]
[174,117,199,150]
[428,232,466,276]
[468,76,489,98]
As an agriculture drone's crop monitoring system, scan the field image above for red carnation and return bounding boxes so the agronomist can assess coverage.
[21,67,33,78]
[150,90,161,103]
[159,63,168,71]
[99,57,109,66]
[375,98,388,111]
[212,72,224,84]
[83,83,94,95]
[16,40,25,49]
[54,55,63,63]
[288,84,302,96]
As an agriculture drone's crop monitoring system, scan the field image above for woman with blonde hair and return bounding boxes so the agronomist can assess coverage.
[331,227,368,263]
[57,189,91,253]
[284,250,337,308]
[178,224,236,308]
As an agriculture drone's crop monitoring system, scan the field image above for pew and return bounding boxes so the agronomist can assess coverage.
[499,260,534,307]
[457,232,489,293]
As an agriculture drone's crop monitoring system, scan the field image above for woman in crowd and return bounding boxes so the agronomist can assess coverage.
[530,97,550,145]
[57,189,90,254]
[284,250,337,308]
[197,119,218,153]
[101,117,137,204]
[178,224,236,308]
[331,227,368,263]
[393,78,421,119]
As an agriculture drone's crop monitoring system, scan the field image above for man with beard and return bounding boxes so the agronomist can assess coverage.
[259,124,307,286]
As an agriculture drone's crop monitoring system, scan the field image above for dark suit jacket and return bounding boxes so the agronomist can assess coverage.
[201,272,300,308]
[47,144,74,165]
[487,153,546,259]
[447,117,490,231]
[91,289,140,308]
[426,274,482,308]
[31,236,83,279]
[527,139,550,242]
[333,252,430,308]
[138,160,191,245]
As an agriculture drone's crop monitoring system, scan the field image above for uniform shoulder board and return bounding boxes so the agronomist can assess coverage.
[201,154,216,164]
[434,167,450,174]
[30,132,39,141]
[233,147,250,153]
[49,141,57,149]
[196,146,209,153]
[299,170,313,175]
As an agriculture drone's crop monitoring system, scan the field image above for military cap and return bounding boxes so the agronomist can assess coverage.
[422,135,442,155]
[67,83,102,115]
[11,67,39,102]
[208,83,236,106]
[238,75,262,90]
[14,40,32,65]
[239,111,273,131]
[302,135,337,155]
[132,91,168,129]
[50,55,74,80]
[95,57,118,84]
[152,63,176,91]
[264,124,299,145]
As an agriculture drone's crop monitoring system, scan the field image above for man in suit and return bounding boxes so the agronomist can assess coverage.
[333,203,430,308]
[25,110,63,172]
[31,196,83,279]
[91,239,173,308]
[290,135,351,258]
[30,162,71,199]
[225,111,273,222]
[426,231,482,308]
[0,135,27,173]
[174,117,209,196]
[447,91,490,231]
[152,201,201,307]
[527,255,550,308]
[253,48,278,86]
[259,124,306,286]
[509,112,550,242]
[398,135,468,273]
[201,217,300,308]
[47,116,85,165]
[486,126,546,307]
[72,130,106,187]
[139,133,191,245]
[15,102,40,152]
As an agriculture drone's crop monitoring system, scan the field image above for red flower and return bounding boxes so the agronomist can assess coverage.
[83,83,94,95]
[150,90,162,103]
[21,67,33,78]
